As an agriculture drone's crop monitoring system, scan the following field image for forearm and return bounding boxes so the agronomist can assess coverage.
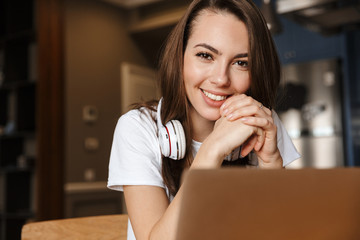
[149,140,228,239]
[148,183,187,240]
[149,149,224,239]
[190,138,225,169]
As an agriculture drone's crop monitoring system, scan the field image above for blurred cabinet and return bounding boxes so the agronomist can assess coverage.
[345,30,360,105]
[273,18,342,64]
[345,30,360,166]
[0,0,37,239]
[272,15,360,166]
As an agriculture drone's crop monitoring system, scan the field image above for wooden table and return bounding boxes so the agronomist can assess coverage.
[21,214,128,240]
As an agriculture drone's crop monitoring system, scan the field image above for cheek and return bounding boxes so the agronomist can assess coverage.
[183,54,192,85]
[233,72,251,93]
[183,59,203,87]
[183,65,195,97]
[183,65,192,91]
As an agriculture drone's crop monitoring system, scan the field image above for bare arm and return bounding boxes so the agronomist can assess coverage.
[124,118,258,240]
[123,185,174,240]
[123,179,189,240]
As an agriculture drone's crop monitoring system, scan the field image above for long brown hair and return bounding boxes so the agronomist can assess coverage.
[138,0,281,196]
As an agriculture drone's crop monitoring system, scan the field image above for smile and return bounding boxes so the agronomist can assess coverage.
[202,89,228,101]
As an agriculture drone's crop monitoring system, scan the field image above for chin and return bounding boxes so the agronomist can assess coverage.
[201,111,221,122]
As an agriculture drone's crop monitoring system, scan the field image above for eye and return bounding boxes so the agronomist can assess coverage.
[196,52,213,61]
[234,60,248,68]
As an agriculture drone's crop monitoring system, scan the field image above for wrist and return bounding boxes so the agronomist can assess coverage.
[257,151,283,169]
[191,138,224,169]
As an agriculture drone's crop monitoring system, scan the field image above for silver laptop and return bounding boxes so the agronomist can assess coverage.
[176,168,360,240]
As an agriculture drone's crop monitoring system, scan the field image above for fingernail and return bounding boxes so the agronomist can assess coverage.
[223,109,228,116]
[241,117,248,122]
[227,114,233,120]
[220,104,226,112]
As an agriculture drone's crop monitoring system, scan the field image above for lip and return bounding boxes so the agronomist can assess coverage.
[200,89,231,108]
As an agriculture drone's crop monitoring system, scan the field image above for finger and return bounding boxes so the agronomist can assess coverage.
[241,135,257,157]
[222,96,272,120]
[226,104,270,121]
[242,125,264,154]
[257,103,272,116]
[254,131,265,151]
[220,94,247,116]
[241,116,279,153]
[223,94,252,113]
[240,116,274,132]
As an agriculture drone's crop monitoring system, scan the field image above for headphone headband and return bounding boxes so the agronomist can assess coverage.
[157,98,164,130]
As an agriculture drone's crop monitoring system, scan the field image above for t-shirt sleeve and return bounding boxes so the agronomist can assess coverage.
[107,110,164,191]
[273,111,301,167]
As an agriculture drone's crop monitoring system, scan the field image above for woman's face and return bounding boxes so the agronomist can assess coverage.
[183,10,250,122]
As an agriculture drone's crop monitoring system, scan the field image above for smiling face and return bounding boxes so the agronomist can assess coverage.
[183,10,250,124]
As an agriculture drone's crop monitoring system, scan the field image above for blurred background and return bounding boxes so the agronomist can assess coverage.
[0,0,360,239]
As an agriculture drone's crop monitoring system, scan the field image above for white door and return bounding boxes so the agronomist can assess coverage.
[120,62,160,114]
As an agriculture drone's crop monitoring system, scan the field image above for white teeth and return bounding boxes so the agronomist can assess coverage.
[202,90,227,101]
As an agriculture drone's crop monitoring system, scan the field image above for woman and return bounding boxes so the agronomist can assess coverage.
[108,0,300,239]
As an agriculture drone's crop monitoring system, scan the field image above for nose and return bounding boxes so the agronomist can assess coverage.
[210,62,231,87]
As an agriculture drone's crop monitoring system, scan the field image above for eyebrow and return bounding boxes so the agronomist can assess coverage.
[194,43,220,54]
[234,53,248,58]
[194,43,248,58]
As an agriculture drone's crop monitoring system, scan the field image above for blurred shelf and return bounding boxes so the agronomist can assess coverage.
[0,29,36,44]
[0,80,36,90]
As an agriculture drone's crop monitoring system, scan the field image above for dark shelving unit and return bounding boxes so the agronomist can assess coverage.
[0,0,37,239]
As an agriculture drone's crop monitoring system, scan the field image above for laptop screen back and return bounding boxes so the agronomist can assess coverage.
[176,168,360,240]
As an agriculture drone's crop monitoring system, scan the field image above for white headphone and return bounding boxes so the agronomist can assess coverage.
[157,98,186,160]
[157,98,243,161]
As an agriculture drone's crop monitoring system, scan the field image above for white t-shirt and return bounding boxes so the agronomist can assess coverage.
[107,107,300,240]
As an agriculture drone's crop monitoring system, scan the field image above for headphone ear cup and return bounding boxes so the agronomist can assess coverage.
[163,120,186,160]
[156,98,186,160]
[170,120,186,159]
[158,125,170,158]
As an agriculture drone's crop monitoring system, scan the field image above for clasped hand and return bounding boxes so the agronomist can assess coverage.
[215,94,282,168]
